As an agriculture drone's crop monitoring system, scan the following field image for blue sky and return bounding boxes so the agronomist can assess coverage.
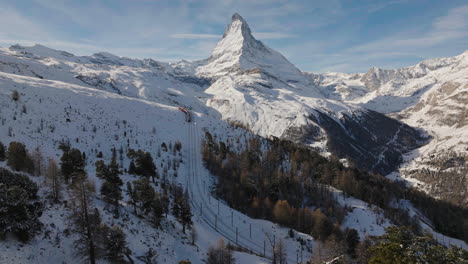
[0,0,467,72]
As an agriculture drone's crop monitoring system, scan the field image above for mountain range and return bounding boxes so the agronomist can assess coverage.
[0,12,466,263]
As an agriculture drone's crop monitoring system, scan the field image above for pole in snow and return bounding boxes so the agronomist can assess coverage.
[236,227,238,244]
[231,211,233,226]
[217,199,220,215]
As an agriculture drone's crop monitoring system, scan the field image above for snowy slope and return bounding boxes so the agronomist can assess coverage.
[0,71,317,263]
[189,13,424,175]
[308,51,468,201]
[0,12,466,262]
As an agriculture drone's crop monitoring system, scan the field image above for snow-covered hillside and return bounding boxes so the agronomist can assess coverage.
[0,11,467,263]
[308,51,468,203]
[0,71,319,263]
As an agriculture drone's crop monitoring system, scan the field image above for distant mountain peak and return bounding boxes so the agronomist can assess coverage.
[223,13,252,40]
[197,13,306,82]
[231,12,243,21]
[214,12,259,59]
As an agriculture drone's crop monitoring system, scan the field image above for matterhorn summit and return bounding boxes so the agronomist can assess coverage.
[196,13,305,83]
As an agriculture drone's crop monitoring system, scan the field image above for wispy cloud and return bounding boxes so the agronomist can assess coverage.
[253,32,296,39]
[170,34,220,39]
[295,4,468,72]
[0,1,466,72]
[169,32,295,40]
[349,5,468,54]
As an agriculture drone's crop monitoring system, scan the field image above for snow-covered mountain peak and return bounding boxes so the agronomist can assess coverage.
[222,12,252,40]
[196,13,306,83]
[8,44,75,60]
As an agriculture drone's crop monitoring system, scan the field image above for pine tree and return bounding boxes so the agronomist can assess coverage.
[0,168,41,241]
[95,160,107,179]
[177,189,192,233]
[151,195,164,227]
[127,150,156,180]
[102,225,130,263]
[7,142,34,173]
[133,178,155,214]
[0,141,5,161]
[59,146,85,183]
[128,160,137,175]
[344,228,360,257]
[96,151,123,217]
[161,191,170,217]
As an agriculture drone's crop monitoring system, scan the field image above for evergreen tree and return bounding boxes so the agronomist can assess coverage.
[7,141,34,173]
[177,189,192,233]
[128,160,137,175]
[161,191,170,217]
[151,195,164,227]
[133,178,155,214]
[0,168,42,241]
[368,226,468,264]
[102,225,130,263]
[127,149,157,180]
[0,141,5,161]
[60,146,85,183]
[344,228,360,257]
[95,160,107,179]
[96,152,123,217]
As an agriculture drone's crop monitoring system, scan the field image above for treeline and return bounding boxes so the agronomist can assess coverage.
[201,133,468,243]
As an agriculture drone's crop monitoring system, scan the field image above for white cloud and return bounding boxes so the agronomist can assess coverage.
[253,32,295,39]
[170,34,220,39]
[169,32,294,40]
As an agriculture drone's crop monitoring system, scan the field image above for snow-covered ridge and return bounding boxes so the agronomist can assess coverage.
[308,50,468,201]
[1,13,427,175]
[2,13,465,189]
[0,12,467,262]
